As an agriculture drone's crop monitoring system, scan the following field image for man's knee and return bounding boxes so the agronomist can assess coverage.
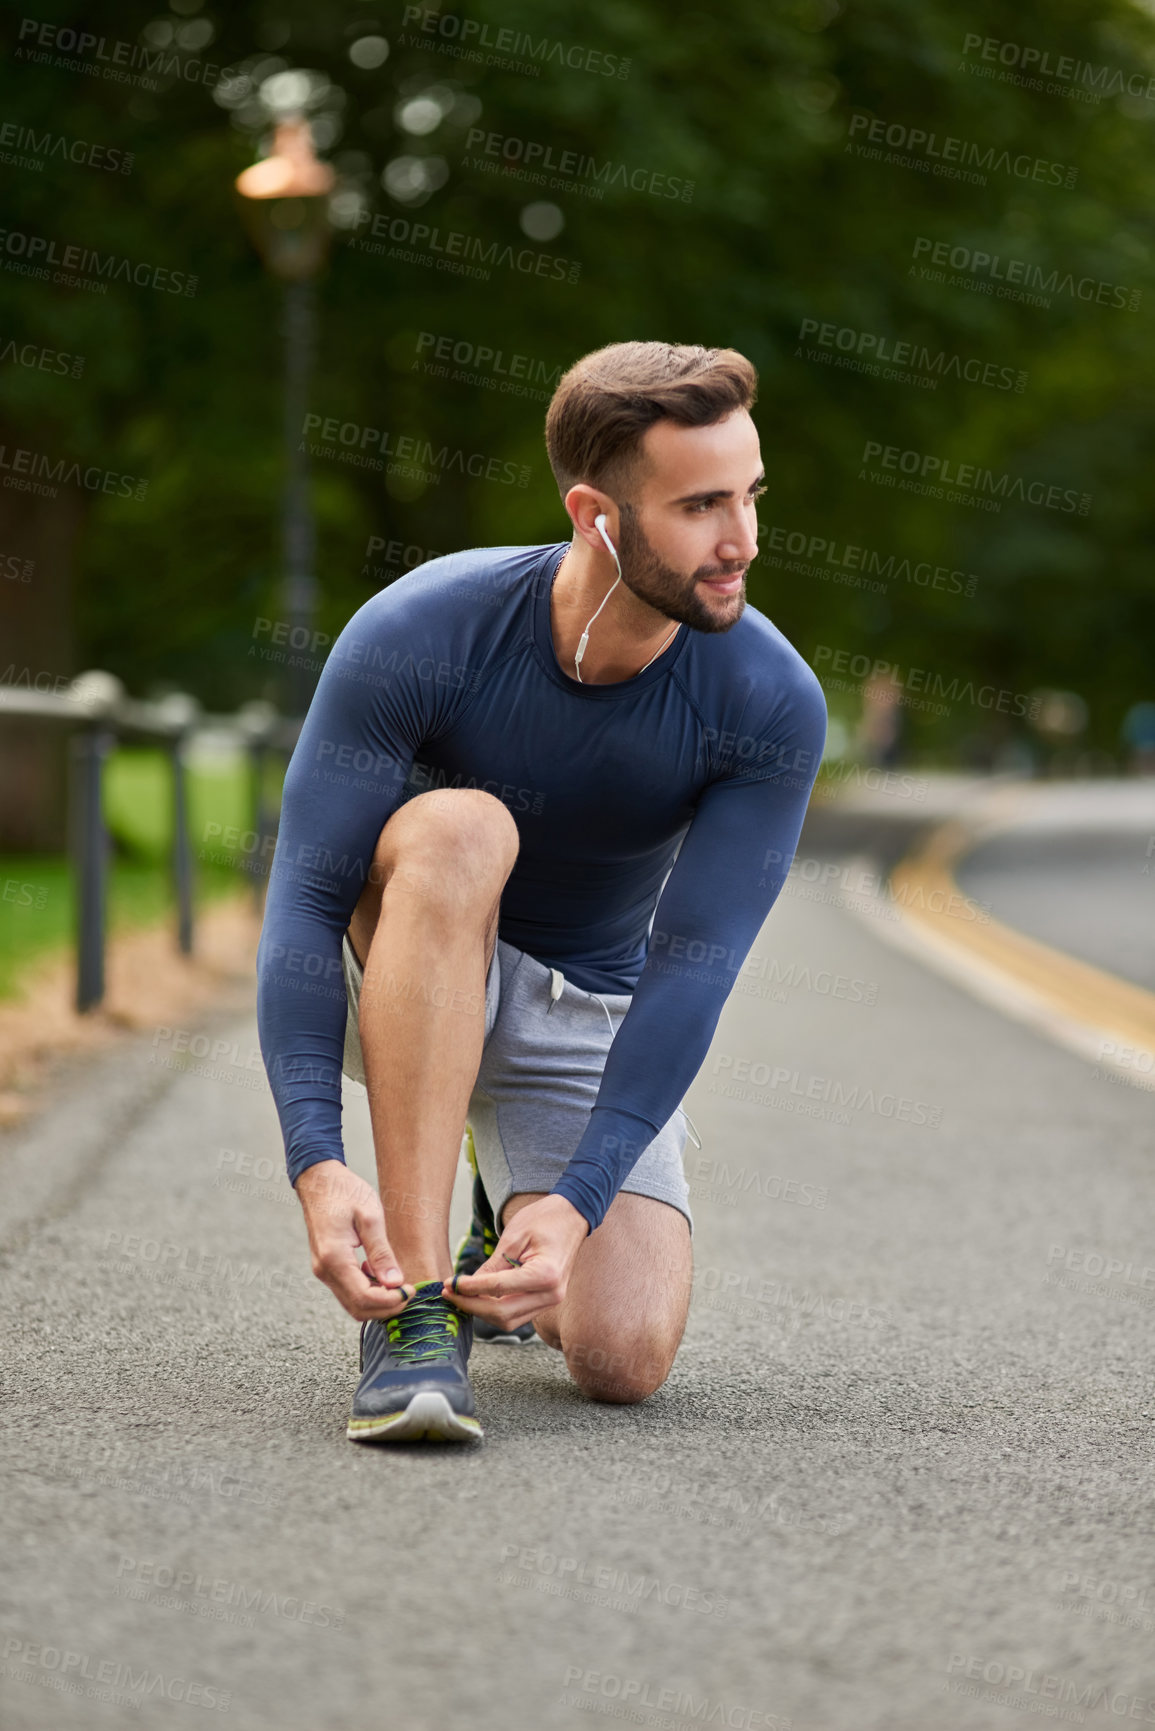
[375,789,520,904]
[563,1331,676,1404]
[534,1316,563,1351]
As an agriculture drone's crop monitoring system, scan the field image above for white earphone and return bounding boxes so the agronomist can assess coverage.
[593,511,622,574]
[573,513,624,681]
[572,511,679,684]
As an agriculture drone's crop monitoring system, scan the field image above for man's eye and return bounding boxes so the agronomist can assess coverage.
[749,484,767,501]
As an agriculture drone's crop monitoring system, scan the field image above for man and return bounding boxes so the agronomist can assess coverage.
[256,340,827,1444]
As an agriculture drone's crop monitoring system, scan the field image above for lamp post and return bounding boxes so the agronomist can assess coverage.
[236,119,335,720]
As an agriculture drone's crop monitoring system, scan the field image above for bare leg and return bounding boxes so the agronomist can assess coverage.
[345,789,519,1286]
[503,1190,692,1402]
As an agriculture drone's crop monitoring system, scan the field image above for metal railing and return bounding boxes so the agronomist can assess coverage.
[0,671,301,1012]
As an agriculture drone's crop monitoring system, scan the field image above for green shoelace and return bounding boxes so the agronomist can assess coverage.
[385,1284,460,1364]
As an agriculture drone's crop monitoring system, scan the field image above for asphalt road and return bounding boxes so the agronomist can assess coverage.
[2,848,1154,1731]
[957,828,1155,992]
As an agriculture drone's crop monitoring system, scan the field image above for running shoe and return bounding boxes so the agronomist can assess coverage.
[347,1281,482,1443]
[453,1165,537,1346]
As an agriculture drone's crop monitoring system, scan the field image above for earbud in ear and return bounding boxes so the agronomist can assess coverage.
[593,513,620,572]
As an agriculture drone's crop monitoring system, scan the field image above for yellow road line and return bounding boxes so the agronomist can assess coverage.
[890,819,1155,1059]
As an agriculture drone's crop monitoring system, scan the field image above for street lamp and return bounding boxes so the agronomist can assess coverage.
[236,118,335,719]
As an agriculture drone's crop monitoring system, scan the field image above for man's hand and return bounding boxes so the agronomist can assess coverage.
[445,1193,589,1332]
[295,1160,411,1322]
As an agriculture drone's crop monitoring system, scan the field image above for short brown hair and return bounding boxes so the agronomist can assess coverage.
[544,340,758,501]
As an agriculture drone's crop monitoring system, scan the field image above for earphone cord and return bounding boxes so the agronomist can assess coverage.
[574,573,680,683]
[574,574,622,684]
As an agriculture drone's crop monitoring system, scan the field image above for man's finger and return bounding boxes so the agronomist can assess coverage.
[360,1261,413,1301]
[451,1263,543,1300]
[353,1203,405,1286]
[320,1250,412,1319]
[450,1290,545,1331]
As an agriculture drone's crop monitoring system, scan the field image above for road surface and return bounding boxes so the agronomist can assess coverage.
[2,801,1153,1730]
[958,828,1155,991]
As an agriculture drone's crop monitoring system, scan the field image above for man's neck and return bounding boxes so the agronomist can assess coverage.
[549,543,679,685]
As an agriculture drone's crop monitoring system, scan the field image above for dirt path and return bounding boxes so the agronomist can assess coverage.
[0,892,261,1127]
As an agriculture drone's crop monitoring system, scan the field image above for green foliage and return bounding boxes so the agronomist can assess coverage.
[0,741,261,995]
[102,745,255,861]
[2,0,1153,755]
[0,853,242,999]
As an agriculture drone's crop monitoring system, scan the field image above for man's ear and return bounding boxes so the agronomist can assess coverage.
[565,484,617,552]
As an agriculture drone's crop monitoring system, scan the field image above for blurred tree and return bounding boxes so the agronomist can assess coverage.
[0,0,1152,845]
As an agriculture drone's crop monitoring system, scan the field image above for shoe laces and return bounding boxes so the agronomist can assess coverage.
[385,1282,460,1364]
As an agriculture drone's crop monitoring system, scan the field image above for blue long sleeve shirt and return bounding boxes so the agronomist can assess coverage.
[256,541,827,1231]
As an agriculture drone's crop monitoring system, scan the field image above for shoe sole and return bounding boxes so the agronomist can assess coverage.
[475,1328,538,1347]
[346,1391,483,1444]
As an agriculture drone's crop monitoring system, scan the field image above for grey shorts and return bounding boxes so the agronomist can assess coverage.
[340,932,692,1233]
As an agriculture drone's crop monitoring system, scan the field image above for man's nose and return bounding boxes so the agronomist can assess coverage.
[718,519,759,564]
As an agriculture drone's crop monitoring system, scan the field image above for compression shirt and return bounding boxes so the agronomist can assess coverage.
[256,542,827,1231]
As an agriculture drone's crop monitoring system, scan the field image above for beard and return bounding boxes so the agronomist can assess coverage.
[615,505,748,634]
